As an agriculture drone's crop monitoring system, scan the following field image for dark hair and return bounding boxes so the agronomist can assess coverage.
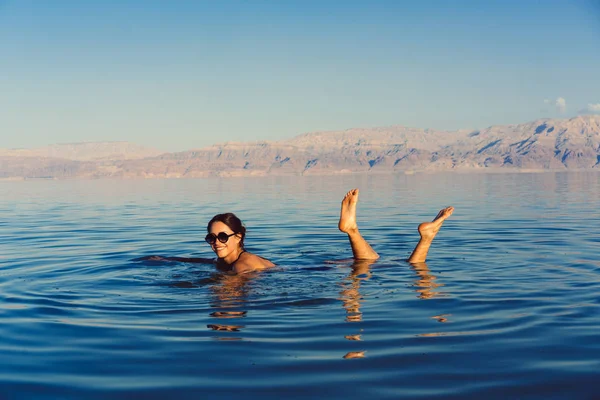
[207,213,246,248]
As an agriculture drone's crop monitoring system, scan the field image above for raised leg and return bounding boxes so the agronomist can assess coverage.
[407,207,454,263]
[338,189,379,260]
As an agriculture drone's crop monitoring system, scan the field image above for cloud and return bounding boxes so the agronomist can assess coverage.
[542,97,566,113]
[579,103,600,114]
[555,97,566,113]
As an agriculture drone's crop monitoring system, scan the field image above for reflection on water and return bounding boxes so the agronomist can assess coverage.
[343,351,366,359]
[210,311,248,318]
[209,273,252,308]
[344,334,362,341]
[207,324,244,332]
[337,259,454,358]
[338,260,375,359]
[338,260,453,357]
[417,329,499,337]
[339,260,374,323]
[411,262,445,300]
[431,314,451,323]
[207,273,251,337]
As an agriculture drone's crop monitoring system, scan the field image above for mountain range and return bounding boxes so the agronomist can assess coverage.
[2,115,599,180]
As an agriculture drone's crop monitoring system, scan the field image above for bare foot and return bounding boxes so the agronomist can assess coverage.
[417,206,454,241]
[339,189,359,233]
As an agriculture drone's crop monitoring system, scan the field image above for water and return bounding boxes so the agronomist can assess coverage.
[1,172,599,399]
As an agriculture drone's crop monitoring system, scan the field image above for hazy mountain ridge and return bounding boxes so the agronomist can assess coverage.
[2,116,599,180]
[0,142,164,161]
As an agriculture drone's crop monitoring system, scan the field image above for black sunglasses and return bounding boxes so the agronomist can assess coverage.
[205,232,237,245]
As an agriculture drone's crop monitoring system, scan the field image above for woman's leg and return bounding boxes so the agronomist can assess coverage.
[407,207,454,263]
[338,189,380,260]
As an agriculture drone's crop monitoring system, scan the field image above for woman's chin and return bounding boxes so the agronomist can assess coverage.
[215,248,228,258]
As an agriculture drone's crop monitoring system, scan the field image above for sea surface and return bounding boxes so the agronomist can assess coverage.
[1,172,599,399]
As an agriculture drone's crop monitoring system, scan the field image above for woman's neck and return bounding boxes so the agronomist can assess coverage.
[222,247,244,265]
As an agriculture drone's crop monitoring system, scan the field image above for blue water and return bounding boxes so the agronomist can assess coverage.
[1,173,599,399]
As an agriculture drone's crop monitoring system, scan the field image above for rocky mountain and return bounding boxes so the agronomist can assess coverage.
[2,115,599,180]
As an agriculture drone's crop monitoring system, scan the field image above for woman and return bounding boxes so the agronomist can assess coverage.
[139,188,453,273]
[139,212,274,274]
[205,213,274,274]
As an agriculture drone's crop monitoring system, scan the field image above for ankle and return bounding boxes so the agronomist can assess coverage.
[345,227,360,235]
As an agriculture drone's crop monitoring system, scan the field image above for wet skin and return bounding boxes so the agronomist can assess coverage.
[338,188,454,263]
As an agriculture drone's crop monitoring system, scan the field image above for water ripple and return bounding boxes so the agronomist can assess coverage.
[1,173,600,399]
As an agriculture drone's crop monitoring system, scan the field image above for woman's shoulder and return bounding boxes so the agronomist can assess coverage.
[234,251,275,273]
[239,251,275,267]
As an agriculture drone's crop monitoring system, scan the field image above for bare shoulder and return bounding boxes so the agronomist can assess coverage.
[233,252,275,274]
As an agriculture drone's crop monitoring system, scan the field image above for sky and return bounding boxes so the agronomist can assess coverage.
[1,0,599,151]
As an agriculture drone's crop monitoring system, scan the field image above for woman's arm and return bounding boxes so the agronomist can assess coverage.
[134,255,214,264]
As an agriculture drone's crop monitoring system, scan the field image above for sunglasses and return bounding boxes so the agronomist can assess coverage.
[205,232,237,245]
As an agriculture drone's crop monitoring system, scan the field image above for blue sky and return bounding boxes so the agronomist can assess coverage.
[1,0,599,151]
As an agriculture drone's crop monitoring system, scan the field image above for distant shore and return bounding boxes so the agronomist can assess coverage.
[2,167,599,182]
[2,115,599,180]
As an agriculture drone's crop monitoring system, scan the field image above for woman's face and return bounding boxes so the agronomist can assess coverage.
[207,221,242,260]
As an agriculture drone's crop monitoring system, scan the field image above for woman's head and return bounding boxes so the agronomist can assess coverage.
[206,213,246,259]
